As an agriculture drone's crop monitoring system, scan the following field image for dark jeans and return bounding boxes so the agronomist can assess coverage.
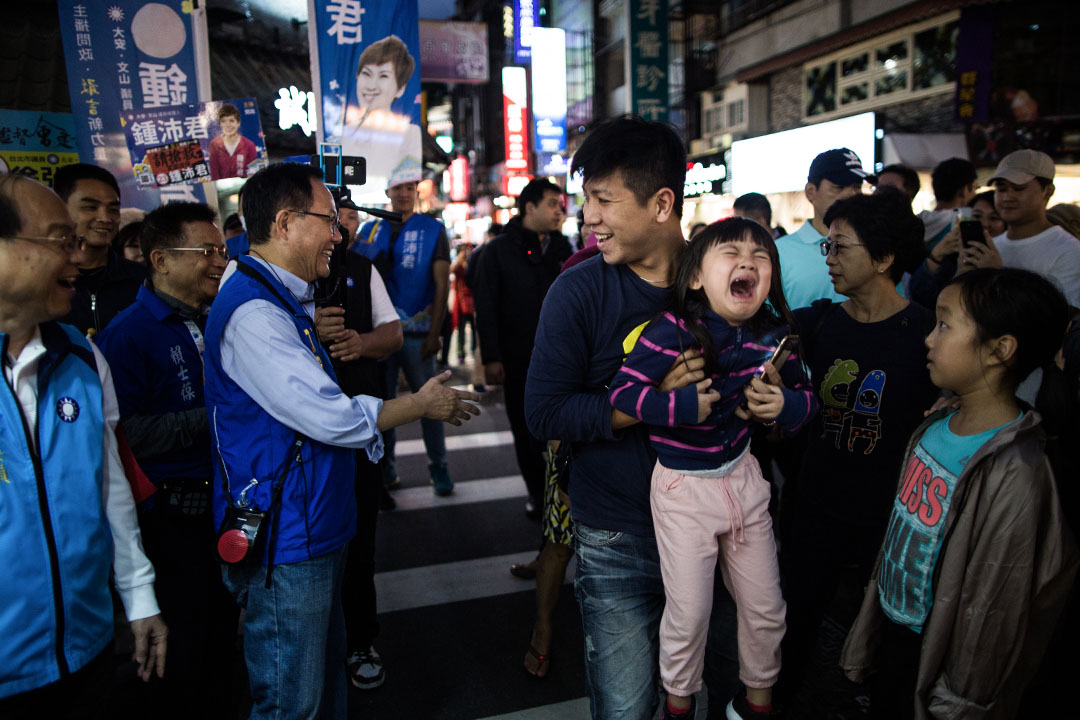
[0,647,110,719]
[455,313,476,358]
[504,361,546,503]
[139,484,239,719]
[871,620,922,719]
[343,453,382,651]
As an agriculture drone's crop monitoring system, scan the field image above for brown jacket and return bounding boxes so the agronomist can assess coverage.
[841,408,1078,719]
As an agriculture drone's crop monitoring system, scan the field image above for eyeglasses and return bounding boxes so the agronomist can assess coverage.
[290,209,340,234]
[819,239,866,257]
[1,234,84,255]
[165,246,228,259]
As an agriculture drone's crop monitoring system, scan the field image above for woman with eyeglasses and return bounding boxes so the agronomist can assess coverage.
[775,190,938,706]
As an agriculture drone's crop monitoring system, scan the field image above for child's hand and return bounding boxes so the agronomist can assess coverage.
[660,349,706,391]
[696,378,721,424]
[739,377,785,422]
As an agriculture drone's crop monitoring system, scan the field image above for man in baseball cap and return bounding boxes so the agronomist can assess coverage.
[961,148,1080,309]
[778,148,870,309]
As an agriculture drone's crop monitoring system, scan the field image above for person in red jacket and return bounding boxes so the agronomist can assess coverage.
[208,104,258,180]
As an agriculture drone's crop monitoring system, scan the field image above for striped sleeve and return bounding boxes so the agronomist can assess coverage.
[774,348,819,432]
[609,315,700,428]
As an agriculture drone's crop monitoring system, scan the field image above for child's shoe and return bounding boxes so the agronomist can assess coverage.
[661,695,695,719]
[726,694,778,719]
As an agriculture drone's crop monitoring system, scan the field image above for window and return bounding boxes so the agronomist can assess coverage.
[802,14,959,121]
[728,98,745,127]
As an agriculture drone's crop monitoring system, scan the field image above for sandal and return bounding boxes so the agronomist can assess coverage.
[524,644,550,678]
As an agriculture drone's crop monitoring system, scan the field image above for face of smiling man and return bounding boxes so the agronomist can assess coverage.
[288,179,342,283]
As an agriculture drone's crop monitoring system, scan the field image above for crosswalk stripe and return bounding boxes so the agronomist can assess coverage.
[472,697,591,720]
[389,474,527,511]
[395,429,515,457]
[376,551,575,613]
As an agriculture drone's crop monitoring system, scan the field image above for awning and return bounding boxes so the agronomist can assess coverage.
[883,133,969,170]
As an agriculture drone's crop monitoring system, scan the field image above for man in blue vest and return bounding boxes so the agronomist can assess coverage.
[204,162,478,719]
[96,201,238,718]
[0,175,167,713]
[355,179,454,495]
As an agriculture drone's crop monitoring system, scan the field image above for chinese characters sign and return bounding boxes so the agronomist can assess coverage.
[531,28,567,154]
[0,111,79,187]
[308,0,423,203]
[513,0,539,64]
[626,0,669,123]
[503,66,530,181]
[954,7,992,124]
[419,20,489,84]
[58,0,205,209]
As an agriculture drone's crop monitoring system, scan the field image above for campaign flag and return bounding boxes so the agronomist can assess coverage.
[58,0,207,209]
[0,110,80,188]
[308,0,423,202]
[120,97,267,188]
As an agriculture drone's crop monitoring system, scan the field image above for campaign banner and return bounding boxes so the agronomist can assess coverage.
[0,110,80,188]
[419,21,488,84]
[58,0,207,209]
[626,0,669,123]
[120,97,267,188]
[309,0,423,202]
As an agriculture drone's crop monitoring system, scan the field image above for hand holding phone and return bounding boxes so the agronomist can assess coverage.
[758,334,799,384]
[959,220,985,249]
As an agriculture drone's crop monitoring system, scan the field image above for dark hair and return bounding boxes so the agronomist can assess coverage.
[671,217,794,375]
[357,34,414,89]
[140,202,217,272]
[53,163,121,203]
[823,192,925,283]
[877,164,921,201]
[242,162,324,245]
[112,220,142,257]
[517,178,561,216]
[0,174,24,236]
[223,213,242,232]
[487,222,504,237]
[217,103,241,123]
[733,192,772,225]
[931,158,976,203]
[571,115,687,219]
[969,189,996,210]
[944,268,1069,390]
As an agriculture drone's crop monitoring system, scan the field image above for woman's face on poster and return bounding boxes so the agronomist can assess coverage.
[220,115,240,136]
[356,61,404,112]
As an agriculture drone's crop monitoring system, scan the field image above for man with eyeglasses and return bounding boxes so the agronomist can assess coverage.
[0,175,167,713]
[53,163,147,336]
[95,202,236,718]
[354,179,454,495]
[203,162,479,718]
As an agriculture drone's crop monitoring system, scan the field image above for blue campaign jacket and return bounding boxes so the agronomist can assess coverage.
[203,256,356,565]
[0,323,113,698]
[355,213,443,334]
[96,285,211,483]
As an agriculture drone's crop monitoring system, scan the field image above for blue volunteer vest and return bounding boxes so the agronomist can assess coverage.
[0,323,112,698]
[203,256,356,566]
[355,213,442,334]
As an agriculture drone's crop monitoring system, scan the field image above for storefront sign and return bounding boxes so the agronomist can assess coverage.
[531,27,567,154]
[513,0,539,64]
[626,0,669,123]
[419,20,489,84]
[58,0,208,208]
[309,0,423,200]
[0,110,79,187]
[275,86,317,137]
[954,7,992,123]
[684,156,727,198]
[449,155,469,201]
[503,66,530,174]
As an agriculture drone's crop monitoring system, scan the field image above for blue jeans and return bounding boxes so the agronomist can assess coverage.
[383,335,447,476]
[574,522,666,720]
[222,546,348,720]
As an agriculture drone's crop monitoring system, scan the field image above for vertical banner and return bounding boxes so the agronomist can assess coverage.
[513,0,539,64]
[0,111,80,187]
[531,28,567,154]
[309,0,423,203]
[954,7,992,124]
[503,65,530,195]
[58,1,207,209]
[626,0,669,123]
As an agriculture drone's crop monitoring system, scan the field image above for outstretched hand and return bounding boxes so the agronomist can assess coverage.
[415,370,481,425]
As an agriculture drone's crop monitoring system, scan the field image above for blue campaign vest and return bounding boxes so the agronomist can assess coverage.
[203,256,356,565]
[355,213,442,334]
[96,285,211,483]
[0,323,112,698]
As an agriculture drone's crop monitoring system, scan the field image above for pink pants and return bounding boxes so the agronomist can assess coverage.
[651,452,786,695]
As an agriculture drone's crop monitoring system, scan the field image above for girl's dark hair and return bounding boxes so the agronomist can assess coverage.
[945,268,1069,390]
[968,189,996,209]
[671,217,794,375]
[112,220,142,257]
[822,191,925,282]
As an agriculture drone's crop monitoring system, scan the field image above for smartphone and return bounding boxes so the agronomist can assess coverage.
[759,335,799,383]
[959,220,985,249]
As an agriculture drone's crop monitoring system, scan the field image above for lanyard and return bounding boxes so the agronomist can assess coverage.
[181,318,205,358]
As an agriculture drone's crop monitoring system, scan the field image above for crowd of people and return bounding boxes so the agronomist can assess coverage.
[2,113,1079,720]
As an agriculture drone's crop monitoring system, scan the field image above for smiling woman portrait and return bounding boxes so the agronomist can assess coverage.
[777,190,939,703]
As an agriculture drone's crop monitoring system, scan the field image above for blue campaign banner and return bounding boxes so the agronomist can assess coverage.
[58,0,205,209]
[120,98,268,188]
[311,0,423,201]
[0,110,80,187]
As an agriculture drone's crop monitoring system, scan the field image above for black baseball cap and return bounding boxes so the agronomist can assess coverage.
[808,148,871,187]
